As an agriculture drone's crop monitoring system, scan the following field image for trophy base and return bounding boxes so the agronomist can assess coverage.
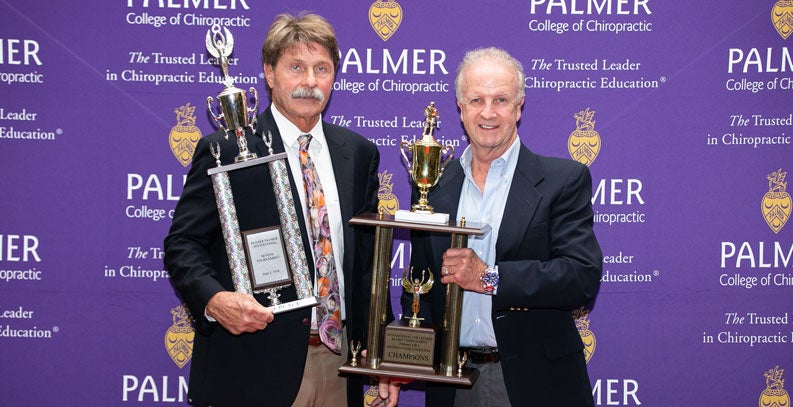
[267,296,319,315]
[383,319,437,368]
[339,356,478,386]
[394,209,449,225]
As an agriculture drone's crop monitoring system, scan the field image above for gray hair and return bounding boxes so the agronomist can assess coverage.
[454,47,526,102]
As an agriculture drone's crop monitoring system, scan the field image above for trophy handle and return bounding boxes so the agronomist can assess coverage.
[207,96,229,135]
[399,140,413,177]
[438,144,455,177]
[247,87,259,130]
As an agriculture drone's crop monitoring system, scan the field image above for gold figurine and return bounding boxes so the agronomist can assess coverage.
[402,267,434,327]
[350,340,362,367]
[457,351,468,377]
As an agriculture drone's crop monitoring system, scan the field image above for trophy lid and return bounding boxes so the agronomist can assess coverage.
[206,24,236,89]
[417,102,441,146]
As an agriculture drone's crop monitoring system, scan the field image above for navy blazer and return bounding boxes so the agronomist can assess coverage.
[165,106,381,406]
[404,143,602,406]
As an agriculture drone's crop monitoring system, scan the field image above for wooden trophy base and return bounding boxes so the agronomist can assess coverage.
[339,356,479,386]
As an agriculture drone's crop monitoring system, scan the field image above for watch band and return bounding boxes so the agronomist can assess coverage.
[480,266,499,294]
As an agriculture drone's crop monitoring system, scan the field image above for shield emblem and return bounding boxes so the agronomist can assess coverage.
[169,125,201,167]
[772,0,793,39]
[165,306,194,368]
[568,129,601,167]
[568,108,601,167]
[762,191,791,233]
[377,170,399,215]
[759,389,790,407]
[574,308,596,364]
[165,325,194,368]
[363,385,381,407]
[369,1,403,41]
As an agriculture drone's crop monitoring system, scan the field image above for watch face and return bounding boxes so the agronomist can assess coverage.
[481,268,498,292]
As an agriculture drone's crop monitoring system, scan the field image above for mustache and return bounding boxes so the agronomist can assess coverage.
[290,87,325,102]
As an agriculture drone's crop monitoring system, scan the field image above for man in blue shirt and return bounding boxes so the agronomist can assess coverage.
[379,47,602,407]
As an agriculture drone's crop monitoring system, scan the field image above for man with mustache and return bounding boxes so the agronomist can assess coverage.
[165,13,384,406]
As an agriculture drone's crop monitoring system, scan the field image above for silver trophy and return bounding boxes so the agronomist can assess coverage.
[204,24,317,314]
[206,24,257,162]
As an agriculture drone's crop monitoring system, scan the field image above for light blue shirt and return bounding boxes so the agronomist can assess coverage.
[457,137,520,347]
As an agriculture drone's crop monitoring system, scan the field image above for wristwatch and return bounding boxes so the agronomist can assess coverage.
[480,266,499,294]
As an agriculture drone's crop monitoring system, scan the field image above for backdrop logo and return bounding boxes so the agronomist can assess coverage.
[377,170,400,214]
[762,169,790,234]
[574,307,596,363]
[567,108,601,166]
[760,365,790,407]
[369,0,403,41]
[164,305,194,368]
[169,103,201,167]
[363,385,380,406]
[772,0,793,39]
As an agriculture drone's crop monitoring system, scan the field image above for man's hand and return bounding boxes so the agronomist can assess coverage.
[205,291,274,334]
[373,376,410,407]
[440,247,488,292]
[361,350,411,407]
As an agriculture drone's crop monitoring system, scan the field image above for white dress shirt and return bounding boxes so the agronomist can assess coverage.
[271,103,346,323]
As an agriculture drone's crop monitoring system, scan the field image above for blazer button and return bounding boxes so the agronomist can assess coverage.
[301,318,310,326]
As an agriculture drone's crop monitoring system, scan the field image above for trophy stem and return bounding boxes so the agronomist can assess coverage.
[210,171,253,295]
[268,158,314,300]
[412,186,434,213]
[440,232,468,376]
[366,225,394,369]
[233,128,257,163]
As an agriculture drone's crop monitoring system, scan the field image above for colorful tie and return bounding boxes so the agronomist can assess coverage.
[298,134,342,353]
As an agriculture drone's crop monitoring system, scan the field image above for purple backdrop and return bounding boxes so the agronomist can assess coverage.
[2,1,792,405]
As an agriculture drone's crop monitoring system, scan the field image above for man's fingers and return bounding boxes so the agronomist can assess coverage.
[378,380,390,399]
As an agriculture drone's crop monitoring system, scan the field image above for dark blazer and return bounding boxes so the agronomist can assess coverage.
[404,143,602,406]
[164,106,381,406]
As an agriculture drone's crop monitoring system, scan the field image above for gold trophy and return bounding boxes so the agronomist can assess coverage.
[395,102,454,224]
[339,104,486,385]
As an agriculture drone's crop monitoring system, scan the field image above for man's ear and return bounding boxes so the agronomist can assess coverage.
[263,64,274,88]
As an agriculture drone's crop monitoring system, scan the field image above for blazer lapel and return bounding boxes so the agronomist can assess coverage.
[424,160,465,262]
[496,146,543,259]
[429,160,465,218]
[324,128,353,223]
[322,124,357,279]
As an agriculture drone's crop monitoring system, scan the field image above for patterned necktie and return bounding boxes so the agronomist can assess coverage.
[298,134,342,353]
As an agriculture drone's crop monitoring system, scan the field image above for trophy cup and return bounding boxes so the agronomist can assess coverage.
[203,24,318,314]
[339,103,489,386]
[395,101,454,224]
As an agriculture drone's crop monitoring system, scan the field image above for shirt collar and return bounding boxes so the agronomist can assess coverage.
[460,136,521,179]
[270,103,325,150]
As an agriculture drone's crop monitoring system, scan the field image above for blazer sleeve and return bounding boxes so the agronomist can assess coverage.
[163,136,227,335]
[493,161,602,311]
